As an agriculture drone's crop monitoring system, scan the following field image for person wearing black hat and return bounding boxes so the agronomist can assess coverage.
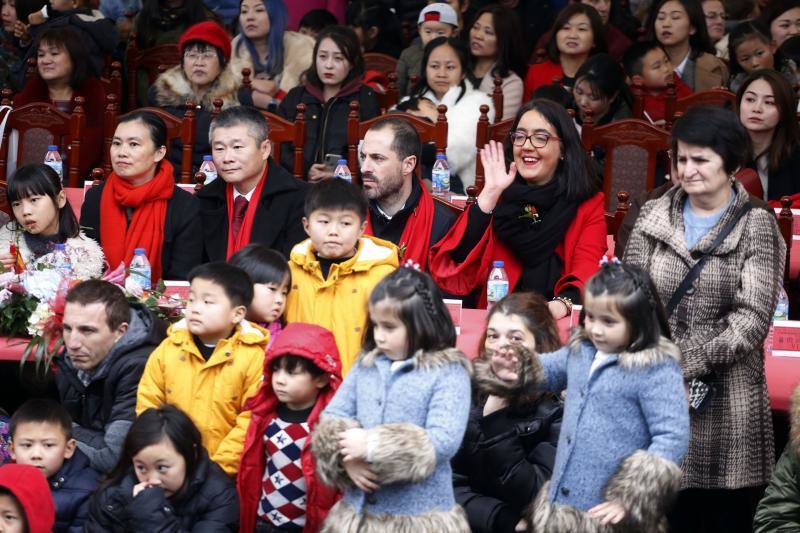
[148,20,241,178]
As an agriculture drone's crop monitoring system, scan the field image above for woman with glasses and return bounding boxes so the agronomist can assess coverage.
[702,0,728,56]
[149,21,241,178]
[430,100,605,318]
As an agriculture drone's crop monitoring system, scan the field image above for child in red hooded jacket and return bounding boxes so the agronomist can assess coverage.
[0,463,56,533]
[237,322,342,533]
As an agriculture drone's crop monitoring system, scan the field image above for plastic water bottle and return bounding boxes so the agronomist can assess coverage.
[333,160,352,183]
[775,284,790,320]
[487,261,509,309]
[432,154,451,197]
[199,155,217,184]
[128,248,152,291]
[51,243,72,279]
[44,145,63,181]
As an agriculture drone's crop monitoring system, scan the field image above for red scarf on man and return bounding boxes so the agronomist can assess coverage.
[100,160,175,281]
[225,166,269,259]
[365,179,435,269]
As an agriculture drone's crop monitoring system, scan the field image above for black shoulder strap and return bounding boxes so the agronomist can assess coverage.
[666,201,753,316]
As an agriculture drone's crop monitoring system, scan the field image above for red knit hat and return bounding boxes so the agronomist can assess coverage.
[0,464,55,533]
[179,21,232,62]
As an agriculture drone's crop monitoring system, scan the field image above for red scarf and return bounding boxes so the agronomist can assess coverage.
[225,166,269,259]
[100,160,175,281]
[365,179,435,269]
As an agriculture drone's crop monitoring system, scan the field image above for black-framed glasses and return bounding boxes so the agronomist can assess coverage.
[509,130,560,148]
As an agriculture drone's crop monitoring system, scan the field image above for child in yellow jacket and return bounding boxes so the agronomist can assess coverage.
[136,262,268,476]
[285,179,398,374]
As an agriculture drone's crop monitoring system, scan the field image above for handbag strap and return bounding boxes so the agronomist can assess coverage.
[666,201,753,316]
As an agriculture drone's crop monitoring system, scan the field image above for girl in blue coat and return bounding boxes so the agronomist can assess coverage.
[312,266,472,532]
[525,259,690,532]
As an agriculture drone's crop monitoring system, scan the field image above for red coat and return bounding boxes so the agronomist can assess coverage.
[640,75,693,123]
[429,192,607,307]
[13,76,105,179]
[523,60,565,102]
[236,323,342,533]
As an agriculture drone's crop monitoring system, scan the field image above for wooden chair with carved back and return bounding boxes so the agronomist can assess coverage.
[0,90,86,187]
[101,93,119,174]
[474,104,514,196]
[778,196,795,286]
[107,104,196,183]
[100,61,123,104]
[126,35,181,110]
[605,191,630,253]
[581,116,671,211]
[364,53,398,76]
[664,82,736,128]
[375,72,399,113]
[491,74,504,123]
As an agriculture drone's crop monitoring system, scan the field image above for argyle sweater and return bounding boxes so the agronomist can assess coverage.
[258,404,312,529]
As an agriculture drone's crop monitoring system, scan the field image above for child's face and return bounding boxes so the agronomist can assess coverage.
[10,421,75,480]
[419,20,455,47]
[639,48,674,89]
[573,78,612,122]
[556,13,594,57]
[249,278,288,324]
[271,358,329,410]
[132,438,187,497]
[485,313,536,382]
[583,292,630,354]
[302,208,365,260]
[369,298,408,361]
[0,494,24,533]
[655,0,694,49]
[10,192,63,237]
[186,278,246,345]
[426,43,464,99]
[735,36,775,73]
[49,0,76,11]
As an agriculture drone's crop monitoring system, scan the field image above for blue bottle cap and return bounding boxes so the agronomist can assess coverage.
[54,243,65,251]
[134,248,146,254]
[47,145,58,151]
[436,154,446,159]
[337,159,348,165]
[203,155,212,161]
[493,260,504,268]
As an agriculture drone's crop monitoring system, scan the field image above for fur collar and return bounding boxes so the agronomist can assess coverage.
[359,346,472,373]
[569,331,682,370]
[473,345,544,408]
[151,64,240,110]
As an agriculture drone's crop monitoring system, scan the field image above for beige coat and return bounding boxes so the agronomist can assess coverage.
[624,181,785,490]
[229,31,314,95]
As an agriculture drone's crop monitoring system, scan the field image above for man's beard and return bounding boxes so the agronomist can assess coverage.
[362,170,405,202]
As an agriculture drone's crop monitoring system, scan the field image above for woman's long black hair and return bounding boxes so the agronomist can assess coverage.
[7,164,79,241]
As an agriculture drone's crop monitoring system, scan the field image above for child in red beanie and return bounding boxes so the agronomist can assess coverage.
[237,323,342,533]
[0,463,56,533]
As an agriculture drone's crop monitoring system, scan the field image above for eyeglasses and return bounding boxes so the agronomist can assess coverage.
[184,51,217,62]
[704,11,727,20]
[509,130,560,148]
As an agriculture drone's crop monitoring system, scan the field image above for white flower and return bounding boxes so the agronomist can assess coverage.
[0,272,18,289]
[26,301,51,336]
[22,269,62,301]
[125,276,144,298]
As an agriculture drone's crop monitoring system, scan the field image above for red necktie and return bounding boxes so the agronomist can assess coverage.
[231,196,249,242]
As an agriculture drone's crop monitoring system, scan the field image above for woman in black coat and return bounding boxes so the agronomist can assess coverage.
[277,25,379,182]
[85,405,238,532]
[452,293,563,533]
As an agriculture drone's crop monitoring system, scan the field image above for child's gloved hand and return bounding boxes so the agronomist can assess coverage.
[339,427,369,462]
[343,457,379,493]
[587,500,626,525]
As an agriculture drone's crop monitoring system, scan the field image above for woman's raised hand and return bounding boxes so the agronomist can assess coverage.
[477,140,516,214]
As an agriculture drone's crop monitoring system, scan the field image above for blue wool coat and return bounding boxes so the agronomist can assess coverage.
[50,448,99,533]
[314,348,471,529]
[540,338,690,511]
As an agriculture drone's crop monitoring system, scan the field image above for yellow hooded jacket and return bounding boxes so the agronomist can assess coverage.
[285,235,398,374]
[136,319,268,476]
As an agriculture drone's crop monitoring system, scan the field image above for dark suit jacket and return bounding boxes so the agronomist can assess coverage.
[196,157,308,261]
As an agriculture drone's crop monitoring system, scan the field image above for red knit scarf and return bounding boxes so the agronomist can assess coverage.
[100,160,175,281]
[225,166,269,259]
[365,179,435,269]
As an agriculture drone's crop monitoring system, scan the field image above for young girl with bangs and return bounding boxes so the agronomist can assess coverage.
[728,20,799,93]
[0,163,103,279]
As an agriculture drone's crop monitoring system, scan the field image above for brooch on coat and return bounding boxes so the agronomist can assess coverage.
[518,204,541,225]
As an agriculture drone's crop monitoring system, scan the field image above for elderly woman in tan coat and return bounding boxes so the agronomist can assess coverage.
[624,106,785,533]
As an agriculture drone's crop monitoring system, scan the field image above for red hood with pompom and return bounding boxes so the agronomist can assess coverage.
[0,464,55,533]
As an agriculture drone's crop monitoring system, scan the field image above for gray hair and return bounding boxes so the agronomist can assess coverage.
[209,105,269,146]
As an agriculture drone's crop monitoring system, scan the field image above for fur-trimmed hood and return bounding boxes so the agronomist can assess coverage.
[473,344,544,408]
[568,330,682,370]
[151,63,240,110]
[359,346,472,374]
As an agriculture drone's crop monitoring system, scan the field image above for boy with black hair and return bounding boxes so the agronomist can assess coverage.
[285,179,398,374]
[623,40,693,124]
[237,322,342,532]
[137,262,268,476]
[9,399,98,533]
[298,8,338,39]
[0,463,55,533]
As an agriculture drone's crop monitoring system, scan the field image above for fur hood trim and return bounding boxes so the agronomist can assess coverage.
[473,344,544,406]
[359,346,472,373]
[321,501,469,533]
[366,423,436,484]
[312,416,360,491]
[151,64,240,110]
[568,331,682,370]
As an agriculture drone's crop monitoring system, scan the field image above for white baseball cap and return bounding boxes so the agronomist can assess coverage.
[418,3,459,27]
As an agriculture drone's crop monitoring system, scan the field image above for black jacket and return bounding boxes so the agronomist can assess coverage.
[51,448,99,533]
[85,449,238,532]
[54,303,167,473]
[277,79,380,178]
[196,157,308,261]
[80,182,203,280]
[452,396,563,533]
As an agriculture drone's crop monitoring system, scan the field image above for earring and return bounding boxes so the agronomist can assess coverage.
[729,174,736,183]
